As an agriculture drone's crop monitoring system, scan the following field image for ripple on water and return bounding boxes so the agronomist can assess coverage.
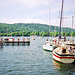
[0,37,75,75]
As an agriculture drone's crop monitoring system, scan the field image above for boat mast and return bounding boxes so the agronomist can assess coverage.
[7,26,8,37]
[49,0,50,37]
[59,0,64,41]
[71,16,74,43]
[22,23,24,37]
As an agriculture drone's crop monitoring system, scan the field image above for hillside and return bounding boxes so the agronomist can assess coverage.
[0,23,75,33]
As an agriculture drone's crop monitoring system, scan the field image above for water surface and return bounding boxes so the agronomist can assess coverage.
[0,36,75,75]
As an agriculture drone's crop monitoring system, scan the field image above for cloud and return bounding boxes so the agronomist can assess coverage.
[12,0,53,9]
[0,0,75,29]
[0,18,48,24]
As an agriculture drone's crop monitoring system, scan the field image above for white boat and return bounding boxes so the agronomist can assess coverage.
[32,35,35,40]
[39,37,41,39]
[43,43,57,52]
[4,37,13,41]
[9,38,13,41]
[32,37,35,40]
[53,0,75,64]
[43,37,58,52]
[53,47,75,64]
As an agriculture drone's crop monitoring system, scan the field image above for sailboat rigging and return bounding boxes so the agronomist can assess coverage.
[53,0,75,64]
[58,0,64,43]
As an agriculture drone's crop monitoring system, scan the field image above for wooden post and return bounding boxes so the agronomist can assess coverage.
[12,38,15,45]
[18,38,19,45]
[23,38,25,45]
[6,38,9,46]
[28,42,30,46]
[27,38,30,46]
[23,38,25,41]
[27,38,30,41]
[1,38,3,48]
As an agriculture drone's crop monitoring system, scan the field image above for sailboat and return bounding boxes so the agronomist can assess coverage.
[53,0,75,64]
[43,43,57,52]
[43,2,57,52]
[4,27,13,41]
[66,16,75,46]
[39,37,41,39]
[32,32,35,40]
[32,35,35,40]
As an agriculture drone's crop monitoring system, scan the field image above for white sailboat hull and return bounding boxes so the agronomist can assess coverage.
[53,49,75,64]
[43,44,53,52]
[32,36,35,40]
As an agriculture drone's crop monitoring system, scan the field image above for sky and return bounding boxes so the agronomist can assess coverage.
[0,0,75,29]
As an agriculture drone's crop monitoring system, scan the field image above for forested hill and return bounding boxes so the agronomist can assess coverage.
[0,23,75,33]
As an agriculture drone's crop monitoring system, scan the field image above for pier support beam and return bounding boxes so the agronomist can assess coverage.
[0,38,3,48]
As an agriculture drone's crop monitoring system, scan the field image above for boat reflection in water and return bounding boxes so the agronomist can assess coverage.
[53,59,75,75]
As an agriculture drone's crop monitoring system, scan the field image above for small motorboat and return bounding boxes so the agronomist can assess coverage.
[39,37,41,39]
[43,38,57,52]
[53,47,75,64]
[32,35,35,40]
[4,37,13,41]
[32,37,35,40]
[43,43,57,52]
[4,38,9,41]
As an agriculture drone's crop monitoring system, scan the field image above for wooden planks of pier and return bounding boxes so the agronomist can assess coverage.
[0,37,30,47]
[4,41,30,43]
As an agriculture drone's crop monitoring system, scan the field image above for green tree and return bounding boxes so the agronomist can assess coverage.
[66,32,71,36]
[72,32,75,36]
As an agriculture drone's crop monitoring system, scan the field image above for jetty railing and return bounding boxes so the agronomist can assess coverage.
[0,37,30,47]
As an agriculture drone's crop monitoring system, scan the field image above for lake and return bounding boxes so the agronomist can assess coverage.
[0,36,75,75]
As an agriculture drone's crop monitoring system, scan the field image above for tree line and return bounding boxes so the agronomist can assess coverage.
[0,23,75,33]
[0,23,75,36]
[0,31,75,36]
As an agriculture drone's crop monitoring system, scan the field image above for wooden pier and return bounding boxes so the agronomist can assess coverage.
[4,41,30,43]
[0,37,30,47]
